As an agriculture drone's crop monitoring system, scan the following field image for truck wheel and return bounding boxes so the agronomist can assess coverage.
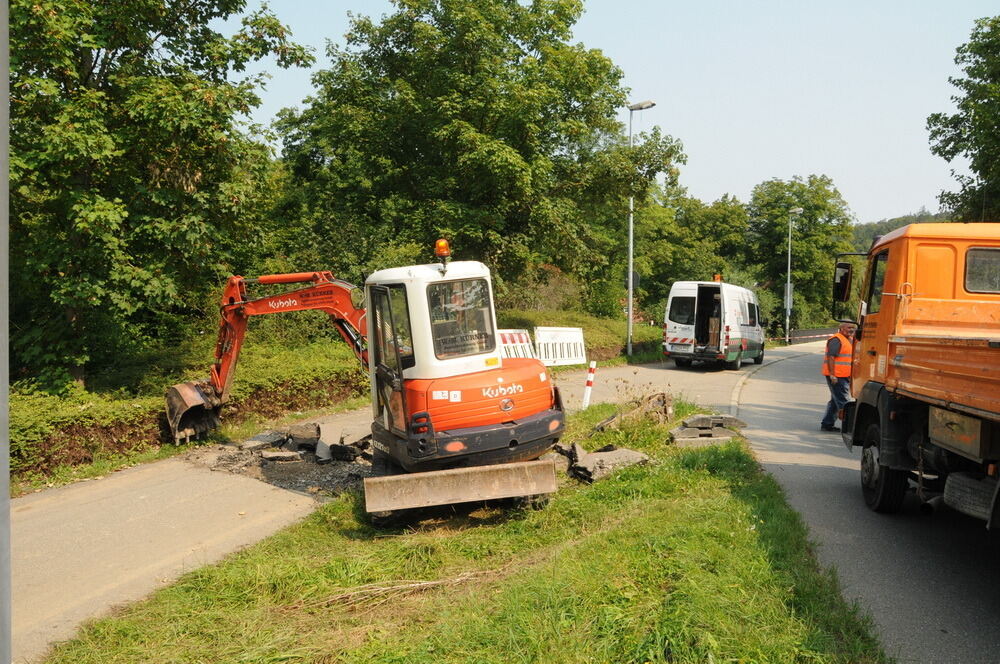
[860,423,909,513]
[724,353,742,370]
[674,358,692,368]
[753,348,764,365]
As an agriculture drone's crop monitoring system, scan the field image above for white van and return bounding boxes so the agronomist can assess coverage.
[662,280,765,369]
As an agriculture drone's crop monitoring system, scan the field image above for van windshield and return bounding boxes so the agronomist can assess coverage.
[668,297,696,325]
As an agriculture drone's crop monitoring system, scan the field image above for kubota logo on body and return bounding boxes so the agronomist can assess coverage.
[481,383,524,399]
[268,298,298,309]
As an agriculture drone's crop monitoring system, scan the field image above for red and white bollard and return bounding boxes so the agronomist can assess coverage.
[581,361,597,409]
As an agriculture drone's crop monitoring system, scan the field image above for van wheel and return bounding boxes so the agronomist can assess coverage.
[674,358,692,368]
[724,353,741,370]
[753,348,764,364]
[860,423,909,513]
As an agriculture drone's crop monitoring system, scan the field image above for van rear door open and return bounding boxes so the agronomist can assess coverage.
[695,284,722,349]
[665,279,764,369]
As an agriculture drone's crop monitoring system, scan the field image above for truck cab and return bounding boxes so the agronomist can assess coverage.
[834,223,1000,524]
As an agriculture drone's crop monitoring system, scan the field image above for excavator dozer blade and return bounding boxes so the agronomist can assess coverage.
[165,381,221,443]
[363,458,557,513]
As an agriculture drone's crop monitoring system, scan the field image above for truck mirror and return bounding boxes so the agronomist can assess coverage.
[833,262,852,302]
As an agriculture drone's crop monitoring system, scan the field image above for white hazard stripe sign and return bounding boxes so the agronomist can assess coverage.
[498,329,536,359]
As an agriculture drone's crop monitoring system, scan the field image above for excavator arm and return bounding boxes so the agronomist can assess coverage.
[166,271,368,442]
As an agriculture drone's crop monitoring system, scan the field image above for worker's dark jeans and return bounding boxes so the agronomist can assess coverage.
[821,376,850,428]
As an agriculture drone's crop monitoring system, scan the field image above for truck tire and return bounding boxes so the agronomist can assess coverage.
[753,348,764,364]
[674,358,692,368]
[860,423,909,513]
[724,352,742,370]
[943,472,997,521]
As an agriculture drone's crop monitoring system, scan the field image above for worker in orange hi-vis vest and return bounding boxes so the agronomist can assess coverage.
[821,321,856,432]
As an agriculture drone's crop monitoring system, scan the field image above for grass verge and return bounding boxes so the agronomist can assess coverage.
[44,404,888,664]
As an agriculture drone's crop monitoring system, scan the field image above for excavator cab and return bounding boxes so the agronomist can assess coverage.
[363,260,563,476]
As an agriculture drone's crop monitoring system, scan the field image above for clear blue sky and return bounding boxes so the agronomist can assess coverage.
[231,0,995,224]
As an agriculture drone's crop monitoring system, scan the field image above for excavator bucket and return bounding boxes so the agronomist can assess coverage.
[165,381,221,443]
[363,458,557,513]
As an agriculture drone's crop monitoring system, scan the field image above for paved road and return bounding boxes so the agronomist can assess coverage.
[738,341,1000,664]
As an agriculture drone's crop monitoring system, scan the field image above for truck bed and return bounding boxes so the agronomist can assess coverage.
[887,297,1000,421]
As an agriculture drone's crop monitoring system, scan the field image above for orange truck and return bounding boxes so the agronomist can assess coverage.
[833,223,1000,526]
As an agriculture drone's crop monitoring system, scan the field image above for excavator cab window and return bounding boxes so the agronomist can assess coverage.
[427,279,496,359]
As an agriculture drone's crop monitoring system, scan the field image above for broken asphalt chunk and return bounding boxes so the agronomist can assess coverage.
[260,450,302,462]
[284,423,320,450]
[239,430,287,451]
[540,450,571,474]
[681,414,746,430]
[570,447,649,483]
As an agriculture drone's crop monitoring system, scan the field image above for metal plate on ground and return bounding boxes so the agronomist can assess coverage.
[363,458,557,513]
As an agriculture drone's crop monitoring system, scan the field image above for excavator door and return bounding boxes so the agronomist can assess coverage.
[368,285,412,436]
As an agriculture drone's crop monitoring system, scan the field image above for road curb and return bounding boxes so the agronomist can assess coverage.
[728,349,818,417]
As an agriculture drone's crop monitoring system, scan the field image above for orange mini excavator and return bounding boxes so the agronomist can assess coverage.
[166,240,565,513]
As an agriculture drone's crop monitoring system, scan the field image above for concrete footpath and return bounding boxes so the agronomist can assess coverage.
[11,460,315,662]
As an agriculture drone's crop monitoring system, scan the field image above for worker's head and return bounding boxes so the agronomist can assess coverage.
[839,322,856,338]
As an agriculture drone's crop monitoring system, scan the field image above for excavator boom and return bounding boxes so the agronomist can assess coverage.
[166,271,368,442]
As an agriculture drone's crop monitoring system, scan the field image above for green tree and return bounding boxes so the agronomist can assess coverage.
[746,176,854,329]
[275,0,683,290]
[10,0,312,386]
[632,187,750,316]
[852,208,950,252]
[927,16,1000,221]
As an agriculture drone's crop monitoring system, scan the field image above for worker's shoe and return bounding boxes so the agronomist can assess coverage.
[820,425,841,432]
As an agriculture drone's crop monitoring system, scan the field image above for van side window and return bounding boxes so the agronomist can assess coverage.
[866,251,889,314]
[747,302,757,327]
[668,297,696,325]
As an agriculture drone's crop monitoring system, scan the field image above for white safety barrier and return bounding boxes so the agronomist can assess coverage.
[534,326,587,367]
[497,329,536,359]
[581,361,597,409]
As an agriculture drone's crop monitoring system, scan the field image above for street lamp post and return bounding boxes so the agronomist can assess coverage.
[626,100,655,356]
[785,206,804,344]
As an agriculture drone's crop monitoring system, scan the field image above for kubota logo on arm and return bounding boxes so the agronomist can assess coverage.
[268,298,298,309]
[481,383,524,399]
